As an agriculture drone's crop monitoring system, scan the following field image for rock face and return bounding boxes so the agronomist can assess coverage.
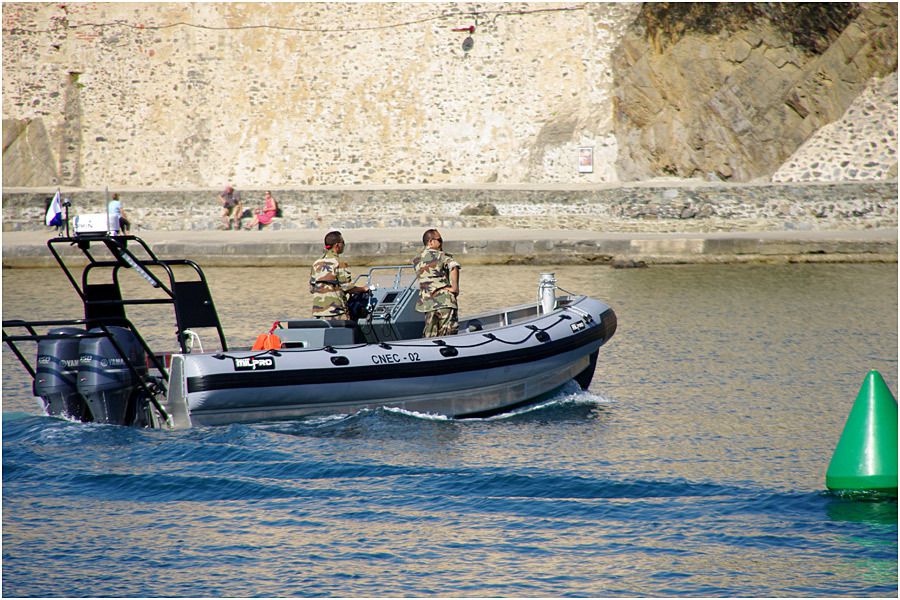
[460,202,500,216]
[613,3,898,182]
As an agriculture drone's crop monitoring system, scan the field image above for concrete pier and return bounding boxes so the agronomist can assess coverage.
[2,227,895,268]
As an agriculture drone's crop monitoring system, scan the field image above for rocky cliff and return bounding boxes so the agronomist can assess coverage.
[613,2,897,182]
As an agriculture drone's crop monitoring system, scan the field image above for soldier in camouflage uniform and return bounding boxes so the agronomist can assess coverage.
[413,228,461,337]
[309,231,369,319]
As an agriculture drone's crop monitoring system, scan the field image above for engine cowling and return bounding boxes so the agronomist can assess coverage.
[77,326,146,425]
[35,327,91,421]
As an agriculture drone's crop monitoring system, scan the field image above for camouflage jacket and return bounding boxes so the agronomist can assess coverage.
[309,249,353,317]
[412,248,460,313]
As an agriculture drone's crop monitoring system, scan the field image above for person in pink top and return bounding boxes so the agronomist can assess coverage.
[244,191,279,230]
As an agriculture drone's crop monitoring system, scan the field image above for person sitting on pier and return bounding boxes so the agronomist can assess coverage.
[218,185,242,230]
[243,191,279,230]
[309,231,369,320]
[108,193,131,235]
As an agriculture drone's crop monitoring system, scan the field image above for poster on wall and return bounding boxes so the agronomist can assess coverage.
[578,147,593,173]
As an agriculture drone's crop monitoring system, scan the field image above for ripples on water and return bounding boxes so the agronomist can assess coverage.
[2,263,897,597]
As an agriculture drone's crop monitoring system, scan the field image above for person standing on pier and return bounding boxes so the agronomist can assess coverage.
[413,229,461,337]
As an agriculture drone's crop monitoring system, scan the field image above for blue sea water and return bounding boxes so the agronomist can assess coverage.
[3,263,898,597]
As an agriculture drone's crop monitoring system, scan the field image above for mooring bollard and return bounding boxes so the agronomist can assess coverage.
[825,370,898,495]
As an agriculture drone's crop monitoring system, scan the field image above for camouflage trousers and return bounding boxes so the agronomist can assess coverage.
[423,308,458,338]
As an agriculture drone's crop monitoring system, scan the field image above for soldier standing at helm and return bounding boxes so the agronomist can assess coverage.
[413,228,461,337]
[309,231,369,320]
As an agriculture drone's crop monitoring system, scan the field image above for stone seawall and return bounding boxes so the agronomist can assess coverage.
[3,181,897,234]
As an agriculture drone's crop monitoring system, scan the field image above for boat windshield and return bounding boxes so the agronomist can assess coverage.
[355,265,417,290]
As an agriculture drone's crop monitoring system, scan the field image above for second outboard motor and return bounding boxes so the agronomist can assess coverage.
[35,327,91,421]
[77,326,146,425]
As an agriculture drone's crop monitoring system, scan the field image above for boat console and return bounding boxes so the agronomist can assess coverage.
[274,266,427,347]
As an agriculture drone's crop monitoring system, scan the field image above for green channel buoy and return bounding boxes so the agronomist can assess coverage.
[826,370,898,495]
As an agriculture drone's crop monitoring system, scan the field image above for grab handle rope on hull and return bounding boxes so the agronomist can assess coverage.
[209,310,584,361]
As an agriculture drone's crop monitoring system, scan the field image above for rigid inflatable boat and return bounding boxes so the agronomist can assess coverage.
[3,228,616,429]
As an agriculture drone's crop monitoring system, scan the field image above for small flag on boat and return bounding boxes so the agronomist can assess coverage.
[45,190,62,227]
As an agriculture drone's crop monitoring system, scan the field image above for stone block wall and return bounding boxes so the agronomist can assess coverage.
[2,2,641,188]
[4,182,896,233]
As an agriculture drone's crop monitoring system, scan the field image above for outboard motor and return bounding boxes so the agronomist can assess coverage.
[77,326,146,425]
[35,327,91,421]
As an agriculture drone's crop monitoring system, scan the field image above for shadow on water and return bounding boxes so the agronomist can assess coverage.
[824,492,899,525]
